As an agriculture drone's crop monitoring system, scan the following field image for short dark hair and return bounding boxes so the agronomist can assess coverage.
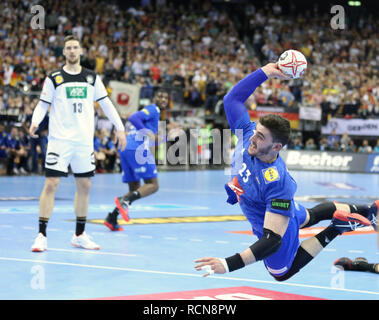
[155,88,169,97]
[64,35,80,46]
[259,114,291,146]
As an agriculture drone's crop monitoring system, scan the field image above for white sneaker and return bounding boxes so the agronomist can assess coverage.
[71,232,100,250]
[31,233,47,252]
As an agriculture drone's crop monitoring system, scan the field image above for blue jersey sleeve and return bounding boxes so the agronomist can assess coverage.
[262,167,296,218]
[94,137,100,151]
[128,104,159,131]
[223,68,268,132]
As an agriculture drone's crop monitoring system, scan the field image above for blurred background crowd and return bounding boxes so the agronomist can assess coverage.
[0,0,378,175]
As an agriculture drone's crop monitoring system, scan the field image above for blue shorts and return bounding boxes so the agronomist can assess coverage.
[263,201,307,277]
[119,149,158,183]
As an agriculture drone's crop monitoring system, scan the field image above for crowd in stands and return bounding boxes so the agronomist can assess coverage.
[238,6,378,123]
[288,130,379,154]
[0,0,378,175]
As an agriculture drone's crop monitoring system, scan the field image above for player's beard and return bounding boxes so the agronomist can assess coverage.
[66,56,80,65]
[248,142,273,158]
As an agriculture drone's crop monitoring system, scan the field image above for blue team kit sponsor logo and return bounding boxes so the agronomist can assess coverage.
[366,154,379,173]
[262,166,280,184]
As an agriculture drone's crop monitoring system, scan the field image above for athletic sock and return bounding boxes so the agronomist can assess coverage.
[110,191,141,221]
[76,217,86,236]
[348,204,370,217]
[314,225,340,247]
[125,190,141,204]
[38,218,49,236]
[109,207,119,220]
[352,258,379,274]
[303,202,337,228]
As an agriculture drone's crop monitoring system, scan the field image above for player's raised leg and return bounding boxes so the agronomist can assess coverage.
[300,200,377,229]
[273,210,371,281]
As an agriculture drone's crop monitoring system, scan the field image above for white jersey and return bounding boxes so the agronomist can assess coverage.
[40,67,108,146]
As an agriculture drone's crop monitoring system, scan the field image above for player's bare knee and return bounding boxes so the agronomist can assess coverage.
[152,181,159,193]
[144,178,159,193]
[76,178,91,194]
[44,178,60,194]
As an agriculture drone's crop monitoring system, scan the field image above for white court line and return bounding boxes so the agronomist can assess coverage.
[139,235,153,239]
[348,250,364,254]
[46,248,136,257]
[0,256,378,296]
[160,188,223,195]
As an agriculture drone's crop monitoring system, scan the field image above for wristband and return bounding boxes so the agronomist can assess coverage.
[225,253,245,272]
[219,258,229,273]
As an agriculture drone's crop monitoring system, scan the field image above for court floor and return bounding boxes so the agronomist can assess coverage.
[0,169,378,300]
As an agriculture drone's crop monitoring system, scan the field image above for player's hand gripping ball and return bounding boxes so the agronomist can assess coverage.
[278,49,307,79]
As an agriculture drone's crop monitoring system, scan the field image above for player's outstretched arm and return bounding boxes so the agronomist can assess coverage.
[223,63,289,131]
[195,211,289,277]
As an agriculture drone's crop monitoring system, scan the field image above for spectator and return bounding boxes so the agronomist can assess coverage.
[5,126,21,175]
[373,139,379,153]
[340,132,351,150]
[278,85,295,107]
[0,124,8,173]
[358,139,373,153]
[94,128,117,173]
[305,138,317,151]
[293,137,303,150]
[344,139,357,153]
[319,137,328,151]
[16,128,30,174]
[327,130,339,149]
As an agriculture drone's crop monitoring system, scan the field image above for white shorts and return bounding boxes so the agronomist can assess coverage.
[45,139,95,177]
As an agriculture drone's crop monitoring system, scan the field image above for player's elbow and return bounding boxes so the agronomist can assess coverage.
[152,181,159,193]
[249,228,282,261]
[128,113,144,130]
[223,92,233,108]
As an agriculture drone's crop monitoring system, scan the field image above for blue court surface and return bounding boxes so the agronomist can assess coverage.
[0,170,378,300]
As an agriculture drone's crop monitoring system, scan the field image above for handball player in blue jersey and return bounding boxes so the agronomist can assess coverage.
[104,89,169,231]
[195,63,377,281]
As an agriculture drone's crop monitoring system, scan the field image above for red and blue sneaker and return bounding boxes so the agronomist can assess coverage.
[331,210,371,234]
[104,212,124,232]
[366,200,378,230]
[114,196,130,222]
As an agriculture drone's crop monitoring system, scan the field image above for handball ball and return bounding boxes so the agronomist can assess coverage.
[278,50,307,79]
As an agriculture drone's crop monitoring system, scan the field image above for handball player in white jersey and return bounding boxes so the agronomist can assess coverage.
[29,35,126,251]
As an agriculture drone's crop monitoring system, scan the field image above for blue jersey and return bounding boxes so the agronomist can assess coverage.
[5,134,20,150]
[126,104,160,150]
[232,115,298,238]
[0,132,7,158]
[0,132,7,147]
[223,68,307,277]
